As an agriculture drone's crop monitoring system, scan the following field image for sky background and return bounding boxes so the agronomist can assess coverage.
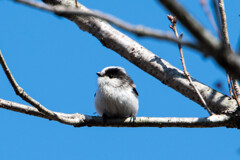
[0,0,240,159]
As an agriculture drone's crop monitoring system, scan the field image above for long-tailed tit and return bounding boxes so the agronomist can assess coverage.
[95,66,139,118]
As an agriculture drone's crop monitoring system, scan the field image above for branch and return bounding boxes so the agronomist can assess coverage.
[158,0,220,51]
[0,50,79,125]
[14,0,240,79]
[213,0,223,39]
[13,0,200,51]
[218,0,229,46]
[2,0,240,128]
[168,15,213,115]
[0,98,237,128]
[157,0,240,79]
[227,73,233,97]
[218,0,240,105]
[199,0,221,38]
[12,0,238,114]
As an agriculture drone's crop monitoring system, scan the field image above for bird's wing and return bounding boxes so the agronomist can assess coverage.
[132,87,139,97]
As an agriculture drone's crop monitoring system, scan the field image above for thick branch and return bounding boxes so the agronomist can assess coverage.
[218,0,240,104]
[0,98,237,128]
[15,0,240,79]
[42,0,239,114]
[14,0,200,50]
[157,0,240,79]
[158,0,220,51]
[200,0,221,38]
[12,0,238,114]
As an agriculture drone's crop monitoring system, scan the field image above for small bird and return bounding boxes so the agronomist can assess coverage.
[95,66,139,118]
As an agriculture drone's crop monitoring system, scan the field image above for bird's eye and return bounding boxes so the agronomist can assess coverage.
[109,74,113,78]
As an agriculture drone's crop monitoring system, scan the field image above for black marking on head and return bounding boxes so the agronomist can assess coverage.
[102,67,135,87]
[132,87,139,97]
[104,68,126,80]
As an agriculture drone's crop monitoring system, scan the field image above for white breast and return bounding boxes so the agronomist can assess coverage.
[95,81,139,118]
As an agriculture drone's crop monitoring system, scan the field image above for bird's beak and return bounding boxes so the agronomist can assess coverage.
[96,72,102,77]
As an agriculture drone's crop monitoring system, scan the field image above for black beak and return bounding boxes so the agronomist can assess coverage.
[96,72,102,77]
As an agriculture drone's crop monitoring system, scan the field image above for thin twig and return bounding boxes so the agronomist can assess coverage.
[168,15,213,115]
[157,0,240,80]
[14,0,240,80]
[0,50,79,125]
[75,0,78,8]
[199,0,221,38]
[2,50,232,127]
[230,76,240,107]
[226,73,233,98]
[216,0,236,100]
[0,98,234,128]
[233,79,240,98]
[218,0,240,106]
[11,0,239,114]
[216,0,232,98]
[218,0,230,46]
[158,0,221,52]
[213,0,223,39]
[14,0,200,51]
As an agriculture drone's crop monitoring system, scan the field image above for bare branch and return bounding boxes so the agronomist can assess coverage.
[157,0,240,79]
[0,98,237,128]
[213,0,223,39]
[168,15,213,115]
[199,0,221,38]
[230,76,240,107]
[227,73,233,98]
[74,0,78,8]
[218,0,229,46]
[14,0,199,50]
[1,0,240,128]
[12,0,238,114]
[218,0,240,105]
[0,50,79,125]
[214,0,233,98]
[13,0,240,79]
[158,0,220,51]
[232,79,240,102]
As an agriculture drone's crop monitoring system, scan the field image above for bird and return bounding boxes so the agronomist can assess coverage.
[94,66,139,118]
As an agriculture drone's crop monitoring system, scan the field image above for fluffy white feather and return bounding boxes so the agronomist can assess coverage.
[95,66,139,117]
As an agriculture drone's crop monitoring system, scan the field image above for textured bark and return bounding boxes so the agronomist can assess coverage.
[157,0,240,79]
[40,0,238,115]
[1,0,239,128]
[1,98,238,128]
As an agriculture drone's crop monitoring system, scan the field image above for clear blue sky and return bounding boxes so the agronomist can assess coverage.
[0,0,240,159]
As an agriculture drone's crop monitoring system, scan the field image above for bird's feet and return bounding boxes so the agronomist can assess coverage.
[102,113,109,124]
[129,114,136,126]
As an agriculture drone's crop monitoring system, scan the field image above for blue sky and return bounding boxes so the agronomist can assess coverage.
[0,0,240,159]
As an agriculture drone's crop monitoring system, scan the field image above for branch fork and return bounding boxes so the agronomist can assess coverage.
[167,15,213,115]
[0,0,239,128]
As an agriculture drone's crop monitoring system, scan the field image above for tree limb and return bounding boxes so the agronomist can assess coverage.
[11,0,238,114]
[168,15,212,115]
[158,0,220,50]
[14,0,200,51]
[0,50,79,125]
[218,0,229,46]
[0,98,237,128]
[157,0,240,79]
[1,0,240,128]
[218,0,240,105]
[199,0,221,38]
